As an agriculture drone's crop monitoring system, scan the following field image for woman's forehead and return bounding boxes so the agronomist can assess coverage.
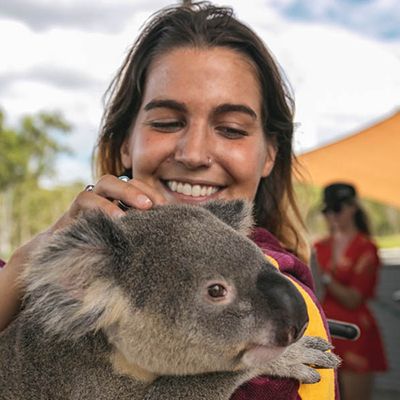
[143,46,262,113]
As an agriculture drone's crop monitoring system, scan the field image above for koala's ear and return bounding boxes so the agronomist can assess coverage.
[203,200,254,236]
[21,211,131,340]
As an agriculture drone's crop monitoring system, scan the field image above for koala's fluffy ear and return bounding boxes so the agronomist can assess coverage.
[21,211,131,340]
[203,200,254,236]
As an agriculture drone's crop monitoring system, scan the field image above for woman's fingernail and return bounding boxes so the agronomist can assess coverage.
[136,195,153,208]
[112,209,126,218]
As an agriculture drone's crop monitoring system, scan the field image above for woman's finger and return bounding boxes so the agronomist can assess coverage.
[93,174,167,210]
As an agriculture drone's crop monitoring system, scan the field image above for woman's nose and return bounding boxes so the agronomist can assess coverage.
[174,123,212,169]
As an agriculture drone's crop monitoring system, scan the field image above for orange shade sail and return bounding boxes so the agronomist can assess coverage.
[296,110,400,209]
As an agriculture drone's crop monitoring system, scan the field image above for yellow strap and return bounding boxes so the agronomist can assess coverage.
[288,278,336,400]
[265,254,280,270]
[265,255,336,400]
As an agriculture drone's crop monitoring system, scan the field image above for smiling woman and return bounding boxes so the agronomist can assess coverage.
[0,2,338,399]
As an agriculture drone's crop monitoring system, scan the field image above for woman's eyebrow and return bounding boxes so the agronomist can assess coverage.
[213,103,258,120]
[144,99,187,113]
[143,100,257,120]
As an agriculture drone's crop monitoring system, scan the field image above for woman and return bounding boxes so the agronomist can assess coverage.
[314,182,388,400]
[0,2,337,399]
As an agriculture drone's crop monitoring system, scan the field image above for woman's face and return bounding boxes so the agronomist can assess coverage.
[323,202,357,232]
[121,47,276,204]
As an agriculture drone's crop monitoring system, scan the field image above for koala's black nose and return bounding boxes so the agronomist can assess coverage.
[256,270,309,346]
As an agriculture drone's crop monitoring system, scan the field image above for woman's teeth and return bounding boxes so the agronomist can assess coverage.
[166,181,219,197]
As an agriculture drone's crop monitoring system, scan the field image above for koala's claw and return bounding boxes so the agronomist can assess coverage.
[286,336,341,368]
[293,336,340,369]
[291,365,321,384]
[256,336,341,384]
[301,336,333,351]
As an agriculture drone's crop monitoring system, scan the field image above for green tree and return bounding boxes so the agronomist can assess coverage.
[0,108,73,257]
[0,111,29,188]
[0,109,71,188]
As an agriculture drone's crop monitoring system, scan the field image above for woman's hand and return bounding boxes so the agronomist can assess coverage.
[0,174,166,331]
[323,275,363,310]
[49,174,167,233]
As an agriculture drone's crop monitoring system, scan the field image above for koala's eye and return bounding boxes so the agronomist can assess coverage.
[204,280,235,305]
[207,284,227,299]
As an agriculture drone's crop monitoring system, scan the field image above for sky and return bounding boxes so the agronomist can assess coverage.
[1,0,399,185]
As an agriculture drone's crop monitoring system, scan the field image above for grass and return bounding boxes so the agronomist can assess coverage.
[376,234,400,249]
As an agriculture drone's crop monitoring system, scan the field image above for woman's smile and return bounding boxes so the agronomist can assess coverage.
[164,180,221,198]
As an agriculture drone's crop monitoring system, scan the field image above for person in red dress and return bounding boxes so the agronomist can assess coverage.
[314,182,388,400]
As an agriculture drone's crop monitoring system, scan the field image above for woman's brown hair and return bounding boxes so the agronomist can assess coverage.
[95,1,309,261]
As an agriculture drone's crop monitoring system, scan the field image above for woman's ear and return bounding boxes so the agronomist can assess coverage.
[120,136,133,169]
[262,144,277,178]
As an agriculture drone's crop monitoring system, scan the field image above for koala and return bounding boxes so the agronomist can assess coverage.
[0,200,339,399]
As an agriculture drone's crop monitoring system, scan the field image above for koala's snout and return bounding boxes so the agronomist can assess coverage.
[256,269,308,347]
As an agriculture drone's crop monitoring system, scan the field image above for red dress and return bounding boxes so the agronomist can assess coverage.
[315,233,388,373]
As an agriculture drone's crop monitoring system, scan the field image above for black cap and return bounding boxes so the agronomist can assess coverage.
[323,183,357,209]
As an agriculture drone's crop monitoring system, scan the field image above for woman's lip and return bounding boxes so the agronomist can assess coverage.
[168,192,220,203]
[162,178,224,187]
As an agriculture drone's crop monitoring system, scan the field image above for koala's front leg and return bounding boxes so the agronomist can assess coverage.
[143,371,250,400]
[253,336,341,383]
[143,337,340,400]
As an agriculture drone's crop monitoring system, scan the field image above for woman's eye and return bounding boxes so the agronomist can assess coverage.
[149,120,185,132]
[217,126,248,139]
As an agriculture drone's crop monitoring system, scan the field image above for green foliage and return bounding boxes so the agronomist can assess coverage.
[0,108,71,190]
[0,181,85,260]
[0,126,28,186]
[376,234,400,249]
[0,108,78,259]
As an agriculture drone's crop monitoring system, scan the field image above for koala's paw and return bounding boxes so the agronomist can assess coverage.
[261,336,341,384]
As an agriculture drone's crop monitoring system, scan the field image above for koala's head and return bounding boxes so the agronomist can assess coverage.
[23,200,308,377]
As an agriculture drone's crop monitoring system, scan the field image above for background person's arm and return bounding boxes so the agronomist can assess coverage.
[323,249,377,310]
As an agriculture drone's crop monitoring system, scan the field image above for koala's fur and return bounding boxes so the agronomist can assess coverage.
[0,200,339,399]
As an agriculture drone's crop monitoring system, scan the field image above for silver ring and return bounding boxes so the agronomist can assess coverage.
[84,184,95,192]
[118,175,130,182]
[117,175,131,211]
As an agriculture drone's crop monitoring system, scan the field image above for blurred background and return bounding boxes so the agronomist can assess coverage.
[0,1,399,398]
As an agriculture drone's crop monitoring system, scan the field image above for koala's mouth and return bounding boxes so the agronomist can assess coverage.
[241,344,287,367]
